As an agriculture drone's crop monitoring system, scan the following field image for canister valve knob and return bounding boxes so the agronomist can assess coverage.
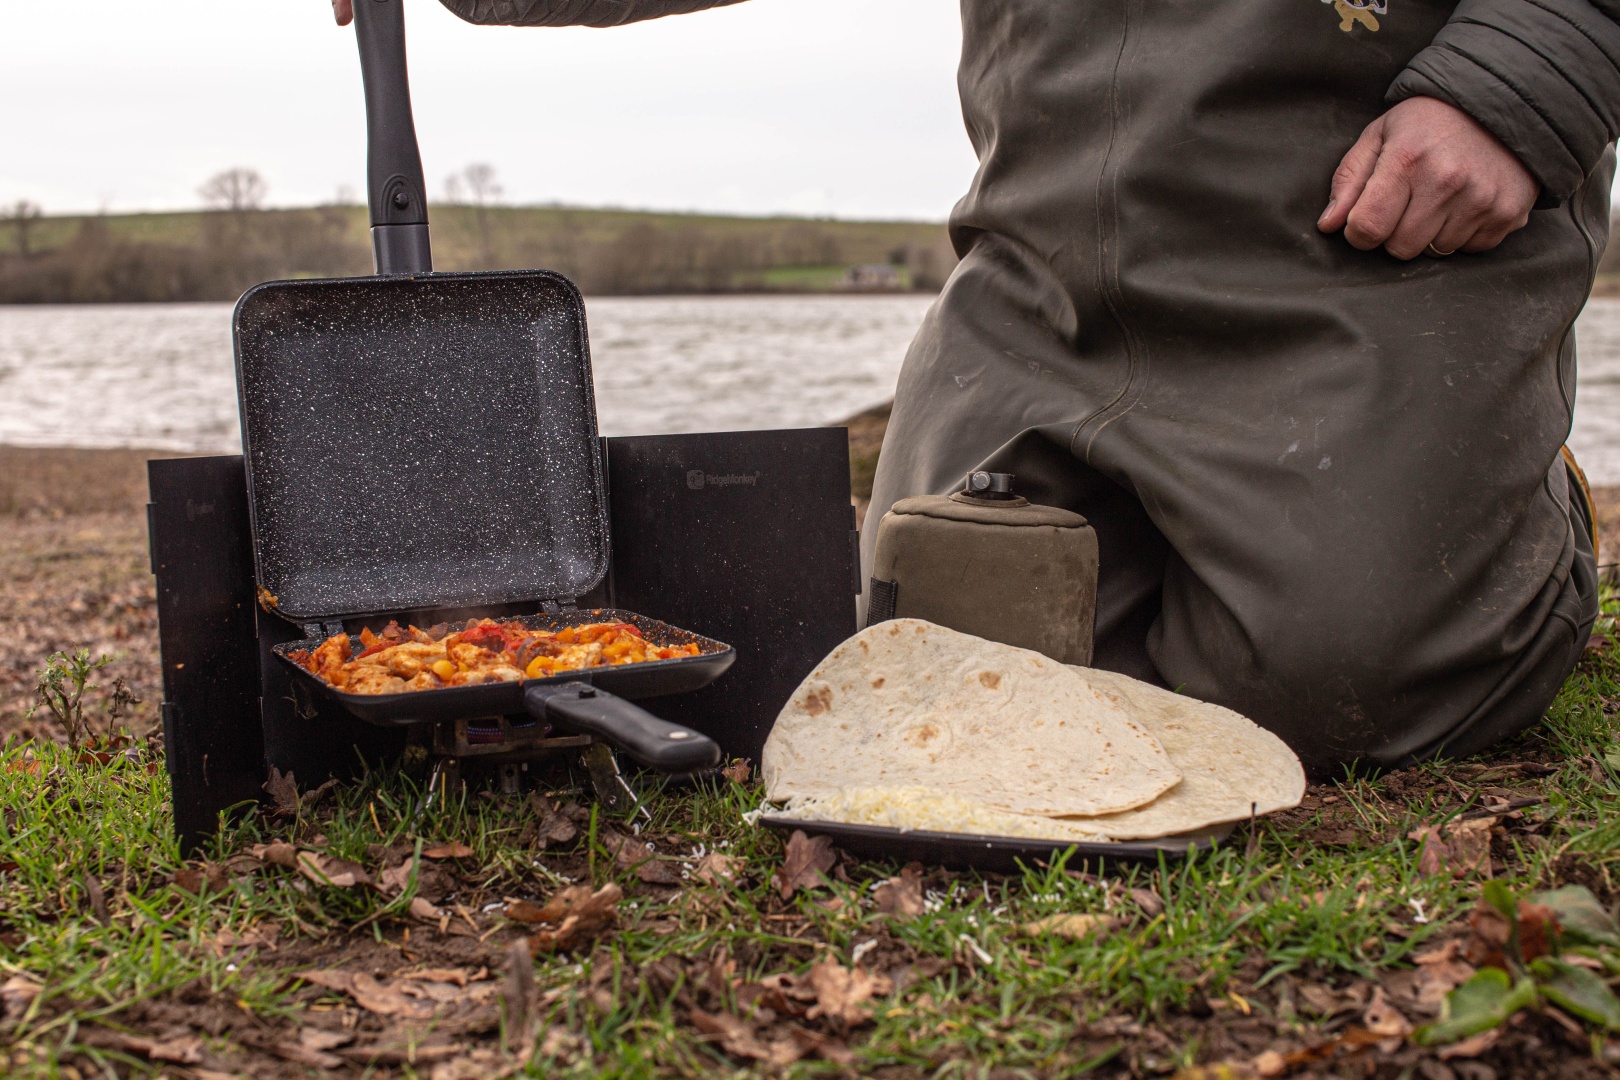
[964,471,1017,500]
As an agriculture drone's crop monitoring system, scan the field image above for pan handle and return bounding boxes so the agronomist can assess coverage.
[525,682,721,773]
[352,0,433,274]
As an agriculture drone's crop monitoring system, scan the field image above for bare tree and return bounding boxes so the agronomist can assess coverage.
[462,163,502,206]
[2,199,42,257]
[442,173,465,205]
[458,163,502,266]
[198,167,268,212]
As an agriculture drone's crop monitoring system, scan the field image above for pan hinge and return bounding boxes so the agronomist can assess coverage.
[301,622,324,640]
[539,597,578,613]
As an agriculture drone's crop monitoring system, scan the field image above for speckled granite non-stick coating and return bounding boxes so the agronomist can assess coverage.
[234,271,609,622]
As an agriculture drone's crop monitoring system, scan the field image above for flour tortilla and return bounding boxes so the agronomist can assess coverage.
[1056,668,1305,839]
[761,620,1181,818]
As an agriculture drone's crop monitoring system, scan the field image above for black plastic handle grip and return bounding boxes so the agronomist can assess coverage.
[525,682,722,772]
[352,0,432,274]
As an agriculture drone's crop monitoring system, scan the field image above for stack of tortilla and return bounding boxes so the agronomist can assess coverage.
[761,619,1304,841]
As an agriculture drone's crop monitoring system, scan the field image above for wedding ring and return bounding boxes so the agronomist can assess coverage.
[1426,243,1456,257]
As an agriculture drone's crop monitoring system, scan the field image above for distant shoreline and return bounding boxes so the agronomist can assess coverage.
[0,205,957,305]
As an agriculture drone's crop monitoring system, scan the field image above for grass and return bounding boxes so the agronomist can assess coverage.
[1,584,1618,1077]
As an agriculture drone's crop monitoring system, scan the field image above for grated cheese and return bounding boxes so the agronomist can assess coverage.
[767,786,1113,843]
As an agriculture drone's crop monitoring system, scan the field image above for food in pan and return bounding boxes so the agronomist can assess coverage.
[761,620,1182,819]
[760,621,1305,842]
[288,618,701,696]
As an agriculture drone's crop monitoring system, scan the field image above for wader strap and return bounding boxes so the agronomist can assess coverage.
[865,577,899,628]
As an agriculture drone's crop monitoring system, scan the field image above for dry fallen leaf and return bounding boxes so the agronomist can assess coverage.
[690,1006,804,1065]
[341,1040,466,1066]
[249,840,300,870]
[299,1028,354,1052]
[1409,818,1494,878]
[805,960,892,1028]
[873,865,924,919]
[1463,894,1558,969]
[1379,938,1476,1019]
[297,969,437,1020]
[402,966,488,987]
[529,794,580,849]
[273,1040,344,1070]
[422,841,474,860]
[604,831,682,885]
[294,850,371,889]
[1297,981,1368,1018]
[172,862,229,895]
[263,767,301,817]
[1,974,42,1018]
[1360,987,1412,1052]
[694,851,744,888]
[1129,887,1166,917]
[1252,1049,1286,1077]
[1021,913,1116,941]
[776,830,836,899]
[104,1032,203,1064]
[409,896,445,922]
[213,923,279,955]
[721,759,751,784]
[508,883,623,954]
[1436,1025,1503,1060]
[430,1048,515,1080]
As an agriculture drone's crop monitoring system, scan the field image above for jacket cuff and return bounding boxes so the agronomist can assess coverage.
[436,0,745,27]
[1386,0,1620,203]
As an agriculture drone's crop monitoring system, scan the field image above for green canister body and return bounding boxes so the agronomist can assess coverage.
[867,491,1099,665]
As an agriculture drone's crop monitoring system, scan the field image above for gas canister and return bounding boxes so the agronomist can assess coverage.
[865,472,1099,665]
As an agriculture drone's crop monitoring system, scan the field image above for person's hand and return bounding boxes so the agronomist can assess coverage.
[333,0,353,25]
[1316,96,1538,259]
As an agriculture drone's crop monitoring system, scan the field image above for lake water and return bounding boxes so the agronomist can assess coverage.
[1,294,1617,483]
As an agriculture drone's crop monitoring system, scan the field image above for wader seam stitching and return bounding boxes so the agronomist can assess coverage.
[1069,0,1138,465]
[1558,170,1599,426]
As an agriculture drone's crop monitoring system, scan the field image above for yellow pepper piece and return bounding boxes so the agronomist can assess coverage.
[525,655,556,679]
[430,659,456,682]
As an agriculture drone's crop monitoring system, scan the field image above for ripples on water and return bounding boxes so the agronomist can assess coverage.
[0,296,933,454]
[0,294,1616,483]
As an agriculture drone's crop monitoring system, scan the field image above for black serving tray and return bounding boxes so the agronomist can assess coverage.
[758,816,1233,873]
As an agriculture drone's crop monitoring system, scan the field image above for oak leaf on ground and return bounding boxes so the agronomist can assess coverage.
[805,960,892,1028]
[603,830,682,885]
[171,862,228,895]
[507,882,622,953]
[689,1006,804,1065]
[1409,818,1494,878]
[873,864,924,919]
[694,851,744,887]
[776,830,836,899]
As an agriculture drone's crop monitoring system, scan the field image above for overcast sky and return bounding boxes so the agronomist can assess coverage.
[0,0,975,221]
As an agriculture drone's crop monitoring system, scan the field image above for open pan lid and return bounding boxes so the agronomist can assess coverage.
[234,270,609,622]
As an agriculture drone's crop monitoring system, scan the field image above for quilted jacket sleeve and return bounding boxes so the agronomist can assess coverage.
[436,0,745,28]
[1387,0,1620,202]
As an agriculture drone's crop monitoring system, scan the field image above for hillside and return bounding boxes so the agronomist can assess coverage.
[0,205,957,303]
